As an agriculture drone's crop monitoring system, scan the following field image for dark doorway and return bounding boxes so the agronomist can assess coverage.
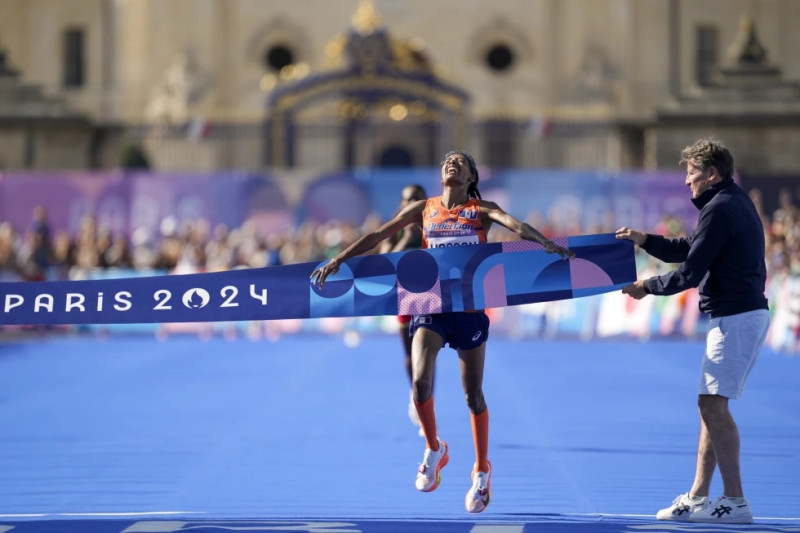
[379,146,414,167]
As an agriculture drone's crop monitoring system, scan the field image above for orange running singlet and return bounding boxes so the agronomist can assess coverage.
[421,196,486,249]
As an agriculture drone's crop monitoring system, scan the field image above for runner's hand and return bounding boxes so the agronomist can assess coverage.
[310,259,340,289]
[545,241,575,260]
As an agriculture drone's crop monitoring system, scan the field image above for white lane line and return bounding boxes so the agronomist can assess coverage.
[470,525,525,533]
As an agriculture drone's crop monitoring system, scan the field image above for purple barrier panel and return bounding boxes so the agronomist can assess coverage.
[299,173,371,225]
[356,168,440,222]
[359,168,695,236]
[739,173,800,215]
[359,166,504,223]
[2,169,702,242]
[1,171,295,241]
[612,170,699,232]
[501,169,695,234]
[241,175,293,236]
[126,171,254,239]
[0,171,130,237]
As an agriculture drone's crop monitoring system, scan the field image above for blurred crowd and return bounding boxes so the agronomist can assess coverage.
[0,208,383,281]
[1,187,798,351]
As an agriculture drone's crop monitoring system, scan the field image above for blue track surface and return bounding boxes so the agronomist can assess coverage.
[0,334,798,533]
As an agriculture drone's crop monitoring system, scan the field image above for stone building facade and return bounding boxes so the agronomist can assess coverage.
[0,0,799,174]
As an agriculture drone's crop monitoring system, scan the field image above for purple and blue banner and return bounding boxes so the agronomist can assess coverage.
[0,171,292,239]
[1,169,697,240]
[0,234,634,326]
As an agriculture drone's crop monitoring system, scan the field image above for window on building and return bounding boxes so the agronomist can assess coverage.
[264,44,294,72]
[482,120,516,167]
[695,25,718,86]
[485,43,515,73]
[63,28,85,88]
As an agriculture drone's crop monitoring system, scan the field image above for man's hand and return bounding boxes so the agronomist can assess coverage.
[615,227,647,246]
[621,280,649,300]
[310,258,340,289]
[545,241,575,260]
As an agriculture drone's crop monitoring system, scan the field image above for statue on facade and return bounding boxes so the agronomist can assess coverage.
[145,51,212,126]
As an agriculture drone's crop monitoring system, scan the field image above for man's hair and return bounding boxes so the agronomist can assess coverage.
[679,138,734,181]
[441,150,482,199]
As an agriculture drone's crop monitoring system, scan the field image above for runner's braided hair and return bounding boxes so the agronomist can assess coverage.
[442,150,482,199]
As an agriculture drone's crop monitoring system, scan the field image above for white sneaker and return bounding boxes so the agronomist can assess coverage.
[414,439,449,492]
[656,493,711,521]
[465,462,491,513]
[689,495,753,524]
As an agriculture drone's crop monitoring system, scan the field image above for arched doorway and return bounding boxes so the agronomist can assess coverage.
[378,146,414,167]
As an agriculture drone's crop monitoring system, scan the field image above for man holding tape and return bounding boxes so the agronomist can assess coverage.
[616,138,769,524]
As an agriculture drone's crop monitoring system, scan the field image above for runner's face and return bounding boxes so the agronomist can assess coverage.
[441,154,473,187]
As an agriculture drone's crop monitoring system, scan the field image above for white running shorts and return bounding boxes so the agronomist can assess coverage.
[701,308,770,399]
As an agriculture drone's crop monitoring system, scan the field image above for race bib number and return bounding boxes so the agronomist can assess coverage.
[427,234,480,248]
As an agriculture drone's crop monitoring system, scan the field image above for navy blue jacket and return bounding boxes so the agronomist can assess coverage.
[641,180,768,318]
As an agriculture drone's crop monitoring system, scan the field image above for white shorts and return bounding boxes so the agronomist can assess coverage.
[701,309,770,399]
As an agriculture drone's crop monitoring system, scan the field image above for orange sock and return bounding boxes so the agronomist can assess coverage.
[414,396,438,450]
[471,408,489,472]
